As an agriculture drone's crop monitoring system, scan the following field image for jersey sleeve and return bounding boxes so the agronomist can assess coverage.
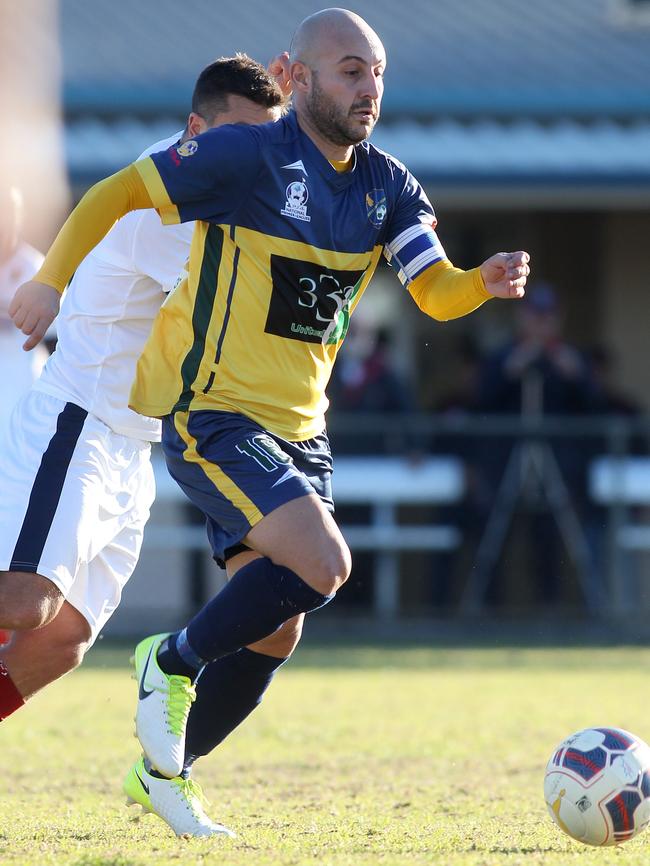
[134,124,263,226]
[383,168,447,286]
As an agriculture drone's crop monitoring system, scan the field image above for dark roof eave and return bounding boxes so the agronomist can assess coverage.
[63,83,650,121]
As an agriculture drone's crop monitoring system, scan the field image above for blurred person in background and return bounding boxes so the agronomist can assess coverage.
[588,344,643,421]
[327,322,416,453]
[478,282,598,418]
[0,186,46,649]
[0,186,47,420]
[474,282,600,607]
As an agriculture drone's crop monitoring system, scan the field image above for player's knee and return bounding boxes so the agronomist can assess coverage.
[307,540,351,596]
[0,572,64,630]
[54,637,88,675]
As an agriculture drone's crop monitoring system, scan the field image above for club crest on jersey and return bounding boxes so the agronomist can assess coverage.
[281,180,311,223]
[366,189,387,227]
[176,140,198,158]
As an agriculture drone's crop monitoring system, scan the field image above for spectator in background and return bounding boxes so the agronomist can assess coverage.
[478,282,598,417]
[327,322,417,454]
[0,187,48,423]
[474,282,600,607]
[588,344,642,420]
[0,187,46,648]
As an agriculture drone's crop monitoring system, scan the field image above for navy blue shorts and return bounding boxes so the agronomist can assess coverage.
[162,410,333,567]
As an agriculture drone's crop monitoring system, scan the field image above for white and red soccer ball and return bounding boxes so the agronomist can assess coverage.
[544,727,650,846]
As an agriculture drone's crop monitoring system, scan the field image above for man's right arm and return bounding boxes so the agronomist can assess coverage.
[10,162,154,349]
[12,123,263,349]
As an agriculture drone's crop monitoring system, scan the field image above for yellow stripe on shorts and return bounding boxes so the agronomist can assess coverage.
[173,412,263,526]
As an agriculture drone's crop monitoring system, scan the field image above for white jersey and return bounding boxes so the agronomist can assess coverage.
[34,132,193,441]
[0,241,48,426]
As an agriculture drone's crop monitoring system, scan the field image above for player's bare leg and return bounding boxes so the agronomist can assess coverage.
[0,600,91,721]
[1,601,91,698]
[243,493,351,596]
[0,570,65,631]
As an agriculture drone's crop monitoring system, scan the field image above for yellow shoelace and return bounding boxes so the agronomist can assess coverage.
[166,676,196,735]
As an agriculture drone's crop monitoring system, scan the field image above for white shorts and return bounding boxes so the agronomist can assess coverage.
[0,391,155,643]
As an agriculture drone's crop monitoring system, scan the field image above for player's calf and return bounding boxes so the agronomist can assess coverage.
[247,613,304,658]
[0,571,64,630]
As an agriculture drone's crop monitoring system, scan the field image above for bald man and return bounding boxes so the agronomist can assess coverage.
[11,8,530,810]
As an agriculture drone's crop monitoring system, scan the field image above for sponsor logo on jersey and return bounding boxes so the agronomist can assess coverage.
[281,180,311,223]
[366,189,387,227]
[266,255,365,345]
[176,140,198,158]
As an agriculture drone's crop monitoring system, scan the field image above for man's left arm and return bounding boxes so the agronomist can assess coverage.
[408,251,530,321]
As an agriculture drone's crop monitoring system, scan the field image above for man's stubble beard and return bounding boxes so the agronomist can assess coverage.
[305,72,377,147]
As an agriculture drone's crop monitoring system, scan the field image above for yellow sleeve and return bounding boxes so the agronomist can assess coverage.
[35,162,154,293]
[408,259,492,321]
[134,156,181,225]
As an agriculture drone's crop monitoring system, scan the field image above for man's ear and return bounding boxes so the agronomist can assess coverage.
[186,112,208,138]
[291,61,311,93]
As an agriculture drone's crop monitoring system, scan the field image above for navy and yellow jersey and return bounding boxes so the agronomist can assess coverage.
[131,111,449,441]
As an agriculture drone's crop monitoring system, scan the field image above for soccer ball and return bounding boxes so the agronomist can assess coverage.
[544,727,650,846]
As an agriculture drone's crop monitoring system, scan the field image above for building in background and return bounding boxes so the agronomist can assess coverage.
[58,0,650,410]
[46,0,650,625]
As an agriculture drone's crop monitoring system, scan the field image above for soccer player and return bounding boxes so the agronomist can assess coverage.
[11,7,530,817]
[0,55,288,837]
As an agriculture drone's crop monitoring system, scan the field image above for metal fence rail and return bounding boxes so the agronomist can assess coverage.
[132,412,650,625]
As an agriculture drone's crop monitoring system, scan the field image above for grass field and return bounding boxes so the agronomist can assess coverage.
[3,639,650,865]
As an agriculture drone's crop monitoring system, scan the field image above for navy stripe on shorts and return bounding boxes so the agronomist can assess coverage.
[10,401,88,572]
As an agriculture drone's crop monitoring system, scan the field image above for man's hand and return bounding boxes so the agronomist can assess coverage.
[9,281,61,350]
[268,52,292,100]
[480,251,530,299]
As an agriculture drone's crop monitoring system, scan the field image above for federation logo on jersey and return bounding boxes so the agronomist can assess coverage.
[176,140,198,158]
[366,189,387,227]
[281,180,311,223]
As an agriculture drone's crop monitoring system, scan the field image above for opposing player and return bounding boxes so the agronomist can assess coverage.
[0,55,287,837]
[11,7,530,819]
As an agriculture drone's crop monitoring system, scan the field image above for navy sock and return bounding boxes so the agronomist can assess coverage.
[144,755,190,781]
[157,630,204,681]
[183,557,331,664]
[183,648,286,771]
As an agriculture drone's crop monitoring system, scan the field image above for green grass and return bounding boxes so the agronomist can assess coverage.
[3,641,650,865]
